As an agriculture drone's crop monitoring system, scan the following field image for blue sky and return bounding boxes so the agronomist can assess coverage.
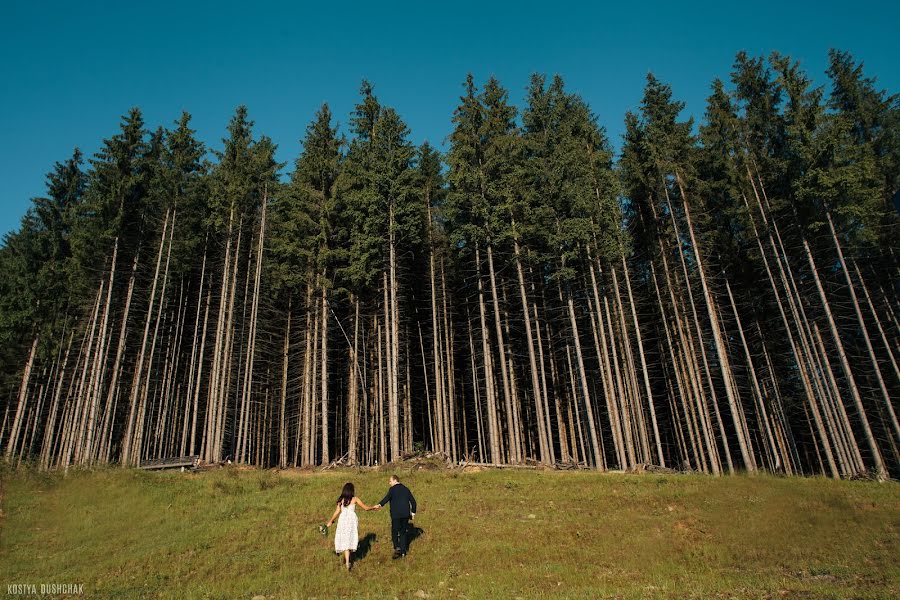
[1,0,898,238]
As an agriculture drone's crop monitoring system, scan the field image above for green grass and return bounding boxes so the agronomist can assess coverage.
[1,464,898,599]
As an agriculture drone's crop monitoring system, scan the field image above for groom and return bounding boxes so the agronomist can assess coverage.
[374,474,417,559]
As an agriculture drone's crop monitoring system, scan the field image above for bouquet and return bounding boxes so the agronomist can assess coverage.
[318,524,329,537]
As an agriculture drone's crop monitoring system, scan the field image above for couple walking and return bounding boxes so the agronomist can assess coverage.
[325,474,417,570]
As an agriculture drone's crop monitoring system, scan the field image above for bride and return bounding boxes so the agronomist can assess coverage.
[325,482,375,571]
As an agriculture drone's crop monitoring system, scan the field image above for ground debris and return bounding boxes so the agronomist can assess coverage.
[626,462,691,475]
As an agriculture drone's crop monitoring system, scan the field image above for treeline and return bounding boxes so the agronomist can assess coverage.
[1,50,898,479]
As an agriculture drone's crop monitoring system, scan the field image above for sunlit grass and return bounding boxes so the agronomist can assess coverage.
[1,464,897,599]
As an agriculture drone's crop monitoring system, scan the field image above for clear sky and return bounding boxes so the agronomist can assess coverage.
[1,0,898,239]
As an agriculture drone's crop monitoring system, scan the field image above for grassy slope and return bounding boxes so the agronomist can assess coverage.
[1,465,898,599]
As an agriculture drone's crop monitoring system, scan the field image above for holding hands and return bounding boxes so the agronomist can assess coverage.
[357,498,376,511]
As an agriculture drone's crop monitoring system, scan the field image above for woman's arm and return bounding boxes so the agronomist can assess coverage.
[326,503,341,527]
[354,496,373,511]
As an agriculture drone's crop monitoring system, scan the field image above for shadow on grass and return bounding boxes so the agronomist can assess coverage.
[352,533,377,565]
[407,526,424,553]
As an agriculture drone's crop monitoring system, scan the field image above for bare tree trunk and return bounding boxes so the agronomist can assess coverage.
[306,292,319,466]
[5,335,39,462]
[203,209,232,463]
[298,277,314,466]
[377,316,386,465]
[486,244,519,463]
[64,279,104,468]
[748,167,861,477]
[566,288,603,469]
[418,319,432,451]
[279,315,290,467]
[802,235,887,479]
[216,216,242,463]
[387,199,401,462]
[381,270,394,462]
[82,237,119,463]
[668,243,719,473]
[320,282,329,465]
[133,208,176,465]
[824,212,900,448]
[742,183,840,476]
[475,247,501,463]
[587,261,623,467]
[673,178,755,471]
[429,245,446,455]
[621,254,664,466]
[563,340,585,464]
[853,261,900,387]
[348,296,360,464]
[532,295,556,464]
[513,239,550,464]
[724,280,780,470]
[189,253,211,456]
[611,266,651,463]
[441,260,457,461]
[239,193,266,463]
[123,208,171,465]
[467,312,485,461]
[40,331,74,469]
[649,258,701,470]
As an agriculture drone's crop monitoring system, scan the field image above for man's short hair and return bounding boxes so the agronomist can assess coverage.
[390,474,399,482]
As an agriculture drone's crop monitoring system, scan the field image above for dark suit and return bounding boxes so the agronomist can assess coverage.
[378,483,417,554]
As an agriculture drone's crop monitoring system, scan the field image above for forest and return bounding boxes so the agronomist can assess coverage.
[1,50,897,480]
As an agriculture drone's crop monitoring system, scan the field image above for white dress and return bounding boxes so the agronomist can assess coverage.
[334,501,359,553]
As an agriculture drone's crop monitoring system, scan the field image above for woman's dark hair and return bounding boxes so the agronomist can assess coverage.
[337,482,355,506]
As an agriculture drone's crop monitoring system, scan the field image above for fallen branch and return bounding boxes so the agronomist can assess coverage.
[320,452,350,471]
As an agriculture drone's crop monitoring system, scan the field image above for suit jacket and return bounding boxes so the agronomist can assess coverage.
[378,483,417,519]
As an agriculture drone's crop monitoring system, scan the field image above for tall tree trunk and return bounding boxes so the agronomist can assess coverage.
[475,247,501,463]
[441,261,457,460]
[348,296,360,465]
[486,244,518,463]
[621,254,664,466]
[514,238,550,464]
[188,247,211,456]
[467,311,485,461]
[801,235,887,479]
[724,280,781,471]
[853,261,900,388]
[123,208,171,465]
[429,244,446,455]
[40,331,74,469]
[825,212,900,448]
[742,182,841,476]
[5,335,39,462]
[566,286,603,469]
[673,178,755,471]
[319,282,329,465]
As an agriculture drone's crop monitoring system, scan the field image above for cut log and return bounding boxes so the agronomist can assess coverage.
[138,455,200,470]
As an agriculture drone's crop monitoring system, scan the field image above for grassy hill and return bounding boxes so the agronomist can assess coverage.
[1,464,897,599]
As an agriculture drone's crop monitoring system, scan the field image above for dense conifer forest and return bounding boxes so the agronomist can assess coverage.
[1,50,897,479]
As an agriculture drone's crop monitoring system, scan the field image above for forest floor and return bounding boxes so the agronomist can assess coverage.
[1,462,898,599]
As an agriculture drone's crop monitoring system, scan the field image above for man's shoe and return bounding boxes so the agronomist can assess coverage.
[392,550,401,559]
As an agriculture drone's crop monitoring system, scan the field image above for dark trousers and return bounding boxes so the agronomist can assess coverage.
[391,517,410,554]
